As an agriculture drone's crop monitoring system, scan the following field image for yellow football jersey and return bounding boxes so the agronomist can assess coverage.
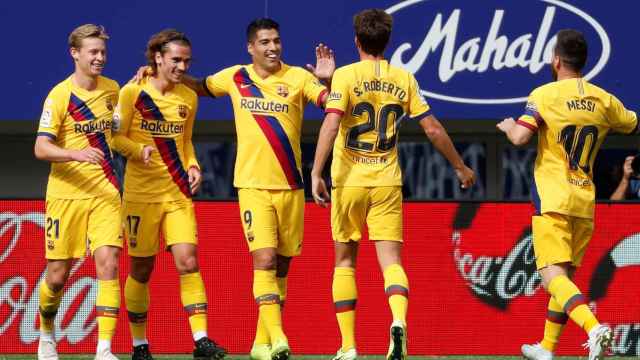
[517,78,638,218]
[326,60,431,187]
[37,75,120,199]
[203,63,327,190]
[112,79,199,202]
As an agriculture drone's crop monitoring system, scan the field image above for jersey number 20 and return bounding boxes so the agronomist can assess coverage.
[346,102,403,153]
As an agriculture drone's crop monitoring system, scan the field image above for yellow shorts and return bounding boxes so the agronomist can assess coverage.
[532,212,594,270]
[238,188,304,257]
[331,186,403,243]
[44,193,123,260]
[123,198,197,257]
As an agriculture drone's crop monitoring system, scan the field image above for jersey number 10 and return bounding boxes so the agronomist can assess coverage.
[559,125,598,173]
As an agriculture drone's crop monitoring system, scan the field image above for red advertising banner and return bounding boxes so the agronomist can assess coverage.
[0,201,638,355]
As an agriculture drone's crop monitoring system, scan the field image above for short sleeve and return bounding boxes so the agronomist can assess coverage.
[37,91,65,140]
[607,94,638,134]
[325,68,349,116]
[203,66,238,98]
[517,89,544,132]
[407,75,431,119]
[302,71,328,107]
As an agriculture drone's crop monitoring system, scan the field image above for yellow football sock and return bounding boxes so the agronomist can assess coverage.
[333,267,357,352]
[548,275,599,333]
[252,276,288,345]
[39,281,63,333]
[254,270,286,344]
[125,275,149,342]
[383,264,409,325]
[96,279,120,341]
[540,296,567,352]
[180,272,208,338]
[255,316,270,345]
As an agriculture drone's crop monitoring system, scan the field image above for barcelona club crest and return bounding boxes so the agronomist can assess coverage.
[105,96,114,111]
[276,85,289,98]
[178,104,188,118]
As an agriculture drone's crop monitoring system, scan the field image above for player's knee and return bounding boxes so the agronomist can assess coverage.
[253,251,277,270]
[176,255,199,274]
[96,257,119,280]
[46,276,67,292]
[130,258,155,283]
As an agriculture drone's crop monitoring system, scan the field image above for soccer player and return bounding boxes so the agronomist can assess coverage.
[497,29,637,360]
[112,29,226,360]
[175,18,334,360]
[34,24,122,360]
[311,9,475,360]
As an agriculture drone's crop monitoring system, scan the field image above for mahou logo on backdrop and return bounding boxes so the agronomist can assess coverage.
[386,0,611,104]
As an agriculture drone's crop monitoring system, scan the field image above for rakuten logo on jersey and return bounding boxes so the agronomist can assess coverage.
[386,0,611,104]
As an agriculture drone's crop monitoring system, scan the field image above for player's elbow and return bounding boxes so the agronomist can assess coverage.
[34,141,47,161]
[510,134,530,147]
[423,124,444,140]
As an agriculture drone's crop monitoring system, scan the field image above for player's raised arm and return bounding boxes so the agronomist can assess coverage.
[499,90,540,146]
[181,74,209,97]
[131,66,210,97]
[306,43,335,104]
[419,114,475,189]
[497,117,535,146]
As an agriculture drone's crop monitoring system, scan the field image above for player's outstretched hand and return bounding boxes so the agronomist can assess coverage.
[496,117,516,133]
[306,43,335,82]
[141,145,154,166]
[311,175,330,208]
[455,165,476,189]
[129,66,152,84]
[72,146,104,165]
[188,166,202,194]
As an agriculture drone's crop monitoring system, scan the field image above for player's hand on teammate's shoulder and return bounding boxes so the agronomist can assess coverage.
[496,117,516,133]
[71,146,105,165]
[306,43,335,82]
[455,165,476,190]
[141,145,154,165]
[311,174,330,208]
[130,66,153,84]
[188,166,202,194]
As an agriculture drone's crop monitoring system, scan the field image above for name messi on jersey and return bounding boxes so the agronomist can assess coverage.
[354,80,407,100]
[240,98,289,113]
[567,99,596,112]
[74,119,112,134]
[140,119,184,134]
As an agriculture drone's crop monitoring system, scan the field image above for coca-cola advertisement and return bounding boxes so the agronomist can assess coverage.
[1,200,639,355]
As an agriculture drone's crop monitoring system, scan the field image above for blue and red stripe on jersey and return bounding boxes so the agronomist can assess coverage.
[86,132,121,191]
[233,67,303,189]
[68,93,120,191]
[68,93,96,121]
[135,91,190,197]
[153,136,192,198]
[135,90,165,121]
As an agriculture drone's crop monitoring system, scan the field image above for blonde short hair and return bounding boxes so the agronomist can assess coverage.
[68,24,109,49]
